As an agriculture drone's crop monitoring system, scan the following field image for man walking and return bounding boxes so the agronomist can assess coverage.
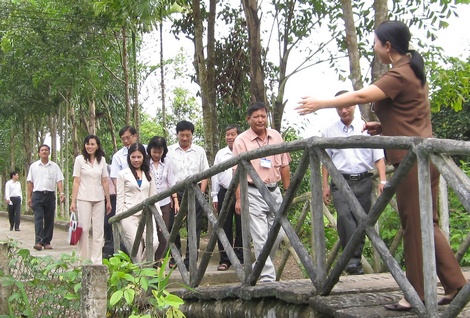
[322,90,386,275]
[211,124,244,271]
[27,144,65,250]
[233,102,291,282]
[167,120,209,269]
[5,171,22,231]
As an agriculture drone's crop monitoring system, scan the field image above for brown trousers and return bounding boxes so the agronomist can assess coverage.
[396,163,466,299]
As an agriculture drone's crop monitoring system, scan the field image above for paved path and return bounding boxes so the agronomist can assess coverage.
[0,211,78,259]
[0,211,238,285]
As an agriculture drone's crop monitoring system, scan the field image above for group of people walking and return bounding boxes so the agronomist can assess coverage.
[3,20,467,312]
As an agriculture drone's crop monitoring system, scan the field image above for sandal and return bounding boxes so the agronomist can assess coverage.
[217,263,230,271]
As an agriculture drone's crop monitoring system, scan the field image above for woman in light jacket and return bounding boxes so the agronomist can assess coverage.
[116,143,159,263]
[71,135,112,264]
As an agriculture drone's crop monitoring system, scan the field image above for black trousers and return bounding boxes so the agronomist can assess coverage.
[330,177,372,265]
[170,190,203,263]
[32,192,56,245]
[217,187,243,265]
[104,194,117,245]
[8,197,21,230]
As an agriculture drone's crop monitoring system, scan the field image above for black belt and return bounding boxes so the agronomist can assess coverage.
[34,190,55,194]
[10,196,21,199]
[342,172,373,181]
[248,182,277,192]
[110,194,116,197]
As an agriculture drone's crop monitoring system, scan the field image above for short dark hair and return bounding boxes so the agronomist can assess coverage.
[119,126,137,138]
[247,102,267,117]
[147,136,168,163]
[38,144,50,152]
[176,120,194,134]
[225,124,242,135]
[9,171,18,179]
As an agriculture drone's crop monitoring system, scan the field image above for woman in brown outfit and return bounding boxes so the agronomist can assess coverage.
[295,20,466,311]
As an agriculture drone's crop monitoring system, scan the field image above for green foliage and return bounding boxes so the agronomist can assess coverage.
[105,250,186,318]
[447,161,470,265]
[0,240,82,317]
[429,57,470,113]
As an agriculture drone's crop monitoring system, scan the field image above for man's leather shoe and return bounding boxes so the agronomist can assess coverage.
[345,263,364,275]
[384,303,412,311]
[33,244,43,251]
[44,244,53,250]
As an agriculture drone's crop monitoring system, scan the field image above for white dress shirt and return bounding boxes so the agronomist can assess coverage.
[5,179,22,200]
[322,117,384,173]
[27,160,64,192]
[211,146,234,203]
[167,143,210,183]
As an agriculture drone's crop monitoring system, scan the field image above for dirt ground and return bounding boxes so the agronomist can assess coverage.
[275,247,306,280]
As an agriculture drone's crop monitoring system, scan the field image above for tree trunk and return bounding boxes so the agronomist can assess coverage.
[370,0,389,121]
[340,0,368,119]
[241,0,267,107]
[160,19,167,139]
[192,0,218,164]
[272,0,294,132]
[132,30,140,136]
[88,97,96,135]
[121,27,131,125]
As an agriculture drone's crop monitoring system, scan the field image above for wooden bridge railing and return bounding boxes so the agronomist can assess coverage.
[109,135,470,318]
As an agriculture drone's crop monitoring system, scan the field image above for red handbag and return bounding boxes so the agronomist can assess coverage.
[68,212,83,245]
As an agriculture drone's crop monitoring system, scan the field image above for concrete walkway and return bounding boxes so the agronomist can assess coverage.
[0,211,238,285]
[0,211,78,259]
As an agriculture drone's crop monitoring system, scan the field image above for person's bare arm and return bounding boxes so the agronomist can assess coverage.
[296,85,387,115]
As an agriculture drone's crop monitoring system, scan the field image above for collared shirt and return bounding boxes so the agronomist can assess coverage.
[72,155,108,201]
[5,179,22,200]
[322,117,384,173]
[27,160,64,192]
[167,143,210,183]
[232,128,291,184]
[150,159,176,206]
[211,146,234,203]
[110,145,148,179]
[110,146,129,180]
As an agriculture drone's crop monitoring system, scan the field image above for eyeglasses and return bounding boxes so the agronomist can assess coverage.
[121,134,135,142]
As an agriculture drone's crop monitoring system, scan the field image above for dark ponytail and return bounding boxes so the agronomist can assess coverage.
[376,21,426,86]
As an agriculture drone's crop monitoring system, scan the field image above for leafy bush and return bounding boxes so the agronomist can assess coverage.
[105,251,186,318]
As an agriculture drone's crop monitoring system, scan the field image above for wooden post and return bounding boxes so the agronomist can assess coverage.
[0,243,11,315]
[80,265,108,318]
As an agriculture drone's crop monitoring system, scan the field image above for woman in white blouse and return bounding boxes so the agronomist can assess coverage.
[71,135,112,264]
[147,136,179,265]
[117,143,159,263]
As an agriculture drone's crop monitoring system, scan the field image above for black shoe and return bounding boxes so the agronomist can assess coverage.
[15,229,20,231]
[169,259,177,269]
[10,227,13,231]
[345,263,364,275]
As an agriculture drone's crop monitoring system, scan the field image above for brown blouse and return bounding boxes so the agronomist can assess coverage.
[372,55,433,165]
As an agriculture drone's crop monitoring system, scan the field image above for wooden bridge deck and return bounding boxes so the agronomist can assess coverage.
[174,272,470,317]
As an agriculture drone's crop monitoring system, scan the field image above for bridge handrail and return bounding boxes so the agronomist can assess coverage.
[108,135,470,318]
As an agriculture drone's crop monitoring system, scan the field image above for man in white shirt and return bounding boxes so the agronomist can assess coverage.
[211,124,244,271]
[27,144,65,251]
[167,120,210,269]
[322,90,386,275]
[5,171,22,231]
